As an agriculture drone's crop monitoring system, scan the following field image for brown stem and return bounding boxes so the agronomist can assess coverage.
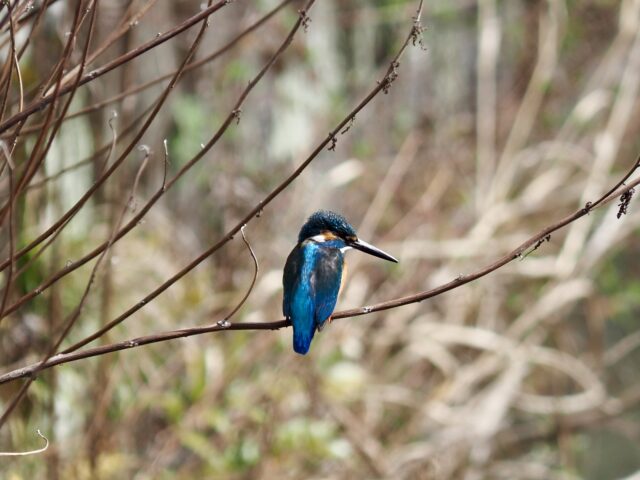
[0,0,231,135]
[0,150,636,386]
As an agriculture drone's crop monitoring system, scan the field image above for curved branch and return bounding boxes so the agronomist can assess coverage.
[55,0,421,353]
[0,157,637,386]
[0,430,49,457]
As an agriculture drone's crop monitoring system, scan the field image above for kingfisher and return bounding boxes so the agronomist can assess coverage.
[283,210,398,355]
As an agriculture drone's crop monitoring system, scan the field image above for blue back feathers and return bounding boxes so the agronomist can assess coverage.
[283,238,344,355]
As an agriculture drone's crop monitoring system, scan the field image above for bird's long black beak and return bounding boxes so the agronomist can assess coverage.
[349,238,398,263]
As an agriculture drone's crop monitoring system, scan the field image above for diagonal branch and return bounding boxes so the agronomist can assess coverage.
[0,0,218,427]
[11,0,294,138]
[0,0,231,135]
[56,0,421,353]
[0,145,636,388]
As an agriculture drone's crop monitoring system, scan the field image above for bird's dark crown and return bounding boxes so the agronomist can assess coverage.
[298,210,357,243]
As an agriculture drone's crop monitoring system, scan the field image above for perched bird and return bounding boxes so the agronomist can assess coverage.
[283,210,398,355]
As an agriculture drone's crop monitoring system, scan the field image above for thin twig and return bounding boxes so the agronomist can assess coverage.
[0,0,218,428]
[0,0,85,230]
[0,0,17,122]
[6,0,97,210]
[0,0,231,135]
[0,144,14,321]
[0,0,217,289]
[58,0,320,352]
[0,149,637,385]
[0,430,49,457]
[10,0,294,137]
[0,139,151,428]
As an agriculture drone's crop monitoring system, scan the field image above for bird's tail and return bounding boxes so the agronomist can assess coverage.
[293,322,316,355]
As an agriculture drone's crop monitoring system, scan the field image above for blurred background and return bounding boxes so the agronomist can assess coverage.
[1,0,640,478]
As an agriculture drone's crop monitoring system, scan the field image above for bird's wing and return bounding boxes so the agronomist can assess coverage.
[312,247,343,330]
[282,244,304,320]
[283,242,343,354]
[283,243,318,354]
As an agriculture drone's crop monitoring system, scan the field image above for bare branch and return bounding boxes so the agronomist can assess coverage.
[9,0,294,137]
[0,0,232,135]
[0,152,637,385]
[0,430,49,457]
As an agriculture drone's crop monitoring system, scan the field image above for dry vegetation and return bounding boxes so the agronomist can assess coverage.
[1,0,640,478]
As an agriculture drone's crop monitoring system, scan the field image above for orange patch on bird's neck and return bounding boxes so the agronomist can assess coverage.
[338,259,348,297]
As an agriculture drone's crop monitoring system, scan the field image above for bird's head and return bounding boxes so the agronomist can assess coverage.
[298,210,398,263]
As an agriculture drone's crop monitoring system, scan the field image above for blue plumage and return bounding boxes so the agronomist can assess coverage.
[283,240,343,354]
[283,210,398,355]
